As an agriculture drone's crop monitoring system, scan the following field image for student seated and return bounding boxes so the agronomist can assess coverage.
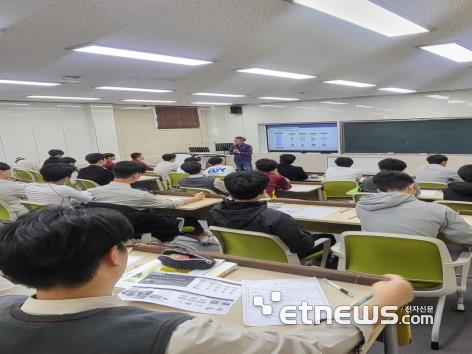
[255,158,291,196]
[444,164,472,202]
[25,164,92,207]
[415,154,462,184]
[361,158,421,196]
[357,171,472,244]
[325,157,362,181]
[89,161,210,243]
[204,157,236,177]
[14,157,40,172]
[177,156,201,173]
[77,153,114,186]
[103,153,116,170]
[208,171,335,258]
[154,153,179,178]
[0,207,414,354]
[179,161,228,194]
[42,149,65,167]
[0,162,28,217]
[131,152,153,171]
[277,154,309,181]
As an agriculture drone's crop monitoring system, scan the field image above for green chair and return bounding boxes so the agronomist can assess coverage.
[28,170,44,182]
[76,179,99,190]
[0,200,15,223]
[65,179,79,189]
[20,201,48,212]
[352,192,376,203]
[209,226,331,267]
[338,231,472,350]
[434,200,472,213]
[182,187,217,195]
[210,175,225,181]
[322,180,358,201]
[418,182,447,190]
[168,172,189,189]
[13,169,34,182]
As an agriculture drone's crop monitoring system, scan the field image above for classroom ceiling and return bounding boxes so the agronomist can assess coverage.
[0,0,472,106]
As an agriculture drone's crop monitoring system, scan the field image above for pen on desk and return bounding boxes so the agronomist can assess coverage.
[352,293,374,307]
[323,278,354,297]
[339,208,351,213]
[348,215,358,220]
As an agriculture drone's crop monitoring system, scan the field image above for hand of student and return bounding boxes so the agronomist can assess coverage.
[370,274,414,309]
[193,192,206,201]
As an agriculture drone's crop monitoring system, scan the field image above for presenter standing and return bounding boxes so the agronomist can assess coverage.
[230,136,253,171]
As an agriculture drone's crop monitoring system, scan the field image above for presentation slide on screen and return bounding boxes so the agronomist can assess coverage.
[266,123,338,152]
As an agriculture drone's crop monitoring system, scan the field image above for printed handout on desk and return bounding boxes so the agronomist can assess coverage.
[269,204,341,219]
[242,278,330,326]
[419,190,437,197]
[119,271,241,315]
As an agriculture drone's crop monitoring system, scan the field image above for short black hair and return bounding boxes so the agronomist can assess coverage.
[427,154,448,164]
[279,154,296,164]
[335,157,354,167]
[113,161,146,178]
[131,152,142,160]
[0,207,133,289]
[85,153,106,164]
[0,162,11,171]
[208,157,223,165]
[103,153,115,159]
[40,163,76,182]
[378,158,407,172]
[181,161,202,175]
[162,153,177,162]
[255,158,278,172]
[48,149,64,157]
[61,157,76,164]
[373,171,415,192]
[224,171,269,199]
[235,136,246,141]
[184,156,201,162]
[458,165,472,182]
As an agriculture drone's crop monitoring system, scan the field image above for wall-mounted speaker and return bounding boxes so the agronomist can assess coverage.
[230,105,243,115]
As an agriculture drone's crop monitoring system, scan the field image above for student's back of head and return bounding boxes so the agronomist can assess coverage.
[0,207,133,289]
[255,158,278,172]
[224,171,269,200]
[40,163,76,182]
[279,154,296,165]
[373,171,415,192]
[378,158,407,171]
[130,152,142,160]
[61,157,76,165]
[48,149,64,157]
[458,165,472,182]
[208,157,223,166]
[427,154,448,165]
[180,161,202,175]
[0,162,11,171]
[335,157,354,167]
[184,156,201,163]
[113,161,146,179]
[85,153,106,164]
[162,153,176,162]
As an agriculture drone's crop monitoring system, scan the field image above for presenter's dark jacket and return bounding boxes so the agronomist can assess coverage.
[277,163,308,181]
[229,143,253,162]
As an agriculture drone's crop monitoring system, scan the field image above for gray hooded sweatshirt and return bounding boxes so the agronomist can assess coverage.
[356,192,472,245]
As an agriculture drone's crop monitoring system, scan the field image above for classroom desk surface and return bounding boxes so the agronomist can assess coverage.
[288,184,322,193]
[138,175,160,182]
[154,192,224,219]
[417,190,444,201]
[121,249,387,353]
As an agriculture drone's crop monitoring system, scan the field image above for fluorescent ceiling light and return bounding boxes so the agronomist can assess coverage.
[449,99,467,104]
[237,68,315,80]
[0,79,60,86]
[191,102,233,105]
[95,86,173,93]
[356,104,373,109]
[420,43,472,63]
[324,80,375,88]
[320,101,348,105]
[0,103,29,106]
[192,92,246,98]
[73,45,213,66]
[258,96,300,101]
[260,104,286,108]
[121,99,176,103]
[57,104,82,108]
[27,95,101,100]
[378,87,416,94]
[427,94,448,100]
[292,0,428,37]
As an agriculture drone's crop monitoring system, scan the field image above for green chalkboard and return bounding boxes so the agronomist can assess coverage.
[343,118,472,154]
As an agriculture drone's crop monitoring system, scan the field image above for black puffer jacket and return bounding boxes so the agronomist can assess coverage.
[444,182,472,202]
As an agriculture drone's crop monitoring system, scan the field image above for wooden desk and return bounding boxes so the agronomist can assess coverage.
[121,246,392,353]
[278,184,323,200]
[138,175,160,182]
[417,190,444,201]
[154,192,223,219]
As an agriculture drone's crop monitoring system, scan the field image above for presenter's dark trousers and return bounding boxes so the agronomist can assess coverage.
[235,159,253,171]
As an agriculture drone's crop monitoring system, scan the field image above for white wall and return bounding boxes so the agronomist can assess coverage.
[200,89,472,173]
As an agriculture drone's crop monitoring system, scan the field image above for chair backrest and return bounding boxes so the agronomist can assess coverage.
[418,181,447,190]
[168,172,189,188]
[209,226,300,264]
[352,192,376,202]
[209,175,225,181]
[76,179,99,190]
[13,169,34,182]
[339,231,456,294]
[19,201,48,212]
[322,180,358,200]
[65,179,79,189]
[28,170,44,182]
[0,200,15,223]
[435,200,472,212]
[182,187,217,195]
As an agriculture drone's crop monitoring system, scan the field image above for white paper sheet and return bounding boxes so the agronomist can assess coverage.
[288,185,318,192]
[127,255,144,266]
[269,205,340,219]
[242,278,330,326]
[419,190,437,197]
